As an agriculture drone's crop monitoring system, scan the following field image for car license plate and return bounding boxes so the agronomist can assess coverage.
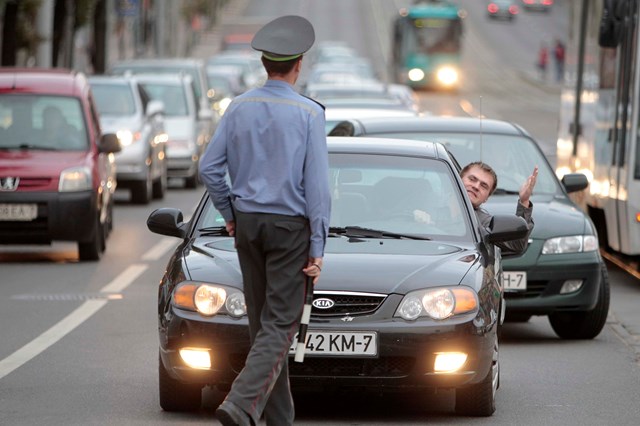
[503,271,527,291]
[0,203,37,221]
[289,330,377,357]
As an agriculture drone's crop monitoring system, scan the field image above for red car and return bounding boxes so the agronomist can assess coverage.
[0,68,121,260]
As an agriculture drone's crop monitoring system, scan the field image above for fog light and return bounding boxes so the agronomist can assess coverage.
[560,279,584,294]
[434,352,467,373]
[179,348,211,369]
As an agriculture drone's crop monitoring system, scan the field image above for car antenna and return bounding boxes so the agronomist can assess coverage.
[479,95,483,162]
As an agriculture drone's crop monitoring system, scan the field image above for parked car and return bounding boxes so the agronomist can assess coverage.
[330,116,610,340]
[89,75,167,204]
[134,74,203,188]
[487,0,519,20]
[147,137,530,415]
[108,58,216,144]
[0,68,121,260]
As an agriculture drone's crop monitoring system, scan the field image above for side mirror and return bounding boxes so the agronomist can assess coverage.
[561,173,589,193]
[147,208,187,238]
[99,133,121,153]
[486,214,529,244]
[146,100,164,117]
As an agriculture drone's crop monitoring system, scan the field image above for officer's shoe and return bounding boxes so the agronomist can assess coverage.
[216,400,253,426]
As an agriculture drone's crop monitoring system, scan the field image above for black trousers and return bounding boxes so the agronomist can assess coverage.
[226,210,310,426]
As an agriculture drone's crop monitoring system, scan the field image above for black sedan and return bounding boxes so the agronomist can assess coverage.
[147,137,528,416]
[329,116,610,340]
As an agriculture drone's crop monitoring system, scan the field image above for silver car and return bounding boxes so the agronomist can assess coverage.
[89,76,168,204]
[135,74,205,188]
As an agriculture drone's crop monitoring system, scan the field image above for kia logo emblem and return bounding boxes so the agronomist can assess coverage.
[0,177,19,192]
[312,298,335,309]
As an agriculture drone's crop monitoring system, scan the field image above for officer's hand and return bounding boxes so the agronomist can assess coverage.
[225,220,235,237]
[303,257,323,284]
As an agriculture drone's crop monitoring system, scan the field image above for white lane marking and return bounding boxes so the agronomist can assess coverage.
[141,238,178,262]
[0,264,148,381]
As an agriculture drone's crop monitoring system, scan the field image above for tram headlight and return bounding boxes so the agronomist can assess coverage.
[408,68,425,82]
[436,66,459,87]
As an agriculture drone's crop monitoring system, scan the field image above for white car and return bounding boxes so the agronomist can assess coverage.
[90,76,168,204]
[135,74,206,188]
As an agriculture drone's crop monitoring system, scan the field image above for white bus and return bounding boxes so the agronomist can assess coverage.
[556,0,640,257]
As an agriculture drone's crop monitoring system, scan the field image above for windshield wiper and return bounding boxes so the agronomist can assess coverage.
[330,226,430,240]
[492,188,520,195]
[198,226,230,236]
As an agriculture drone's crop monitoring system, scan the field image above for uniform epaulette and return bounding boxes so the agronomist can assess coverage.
[300,94,325,111]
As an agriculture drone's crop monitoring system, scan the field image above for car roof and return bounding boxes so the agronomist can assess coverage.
[350,116,529,137]
[131,73,193,84]
[326,136,449,160]
[88,75,133,85]
[111,58,204,67]
[0,68,87,96]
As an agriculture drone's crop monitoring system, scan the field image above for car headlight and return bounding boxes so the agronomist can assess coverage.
[173,281,246,317]
[395,287,478,320]
[436,66,459,86]
[541,235,598,254]
[58,166,92,192]
[116,130,142,147]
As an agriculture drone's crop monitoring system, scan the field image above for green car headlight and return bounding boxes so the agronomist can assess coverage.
[542,235,598,254]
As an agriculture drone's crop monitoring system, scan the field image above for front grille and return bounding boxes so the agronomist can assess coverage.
[289,356,414,378]
[17,178,53,191]
[228,353,414,378]
[311,292,386,317]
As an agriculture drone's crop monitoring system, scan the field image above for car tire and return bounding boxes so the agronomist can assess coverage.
[185,164,200,189]
[153,164,168,199]
[548,262,610,340]
[132,168,153,204]
[455,336,498,416]
[158,353,202,411]
[78,215,103,261]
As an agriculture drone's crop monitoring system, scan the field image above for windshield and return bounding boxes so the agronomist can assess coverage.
[406,17,462,54]
[138,82,189,117]
[197,153,472,242]
[0,95,88,151]
[364,132,559,194]
[91,83,136,117]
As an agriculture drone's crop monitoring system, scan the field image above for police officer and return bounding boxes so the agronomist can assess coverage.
[199,15,331,426]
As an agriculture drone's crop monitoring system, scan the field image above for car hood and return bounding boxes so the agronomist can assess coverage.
[184,237,479,294]
[485,194,589,239]
[99,116,141,133]
[164,117,195,139]
[0,150,91,176]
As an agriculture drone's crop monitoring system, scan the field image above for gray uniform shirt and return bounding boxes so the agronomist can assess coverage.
[199,79,331,258]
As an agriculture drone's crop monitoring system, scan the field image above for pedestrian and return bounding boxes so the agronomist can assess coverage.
[461,161,538,255]
[199,15,331,426]
[553,39,566,82]
[536,42,549,81]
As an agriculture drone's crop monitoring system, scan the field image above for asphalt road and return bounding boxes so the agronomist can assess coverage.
[1,1,639,425]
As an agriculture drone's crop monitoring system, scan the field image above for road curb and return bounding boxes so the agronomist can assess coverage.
[608,311,640,364]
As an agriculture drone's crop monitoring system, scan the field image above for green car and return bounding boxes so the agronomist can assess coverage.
[332,116,609,340]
